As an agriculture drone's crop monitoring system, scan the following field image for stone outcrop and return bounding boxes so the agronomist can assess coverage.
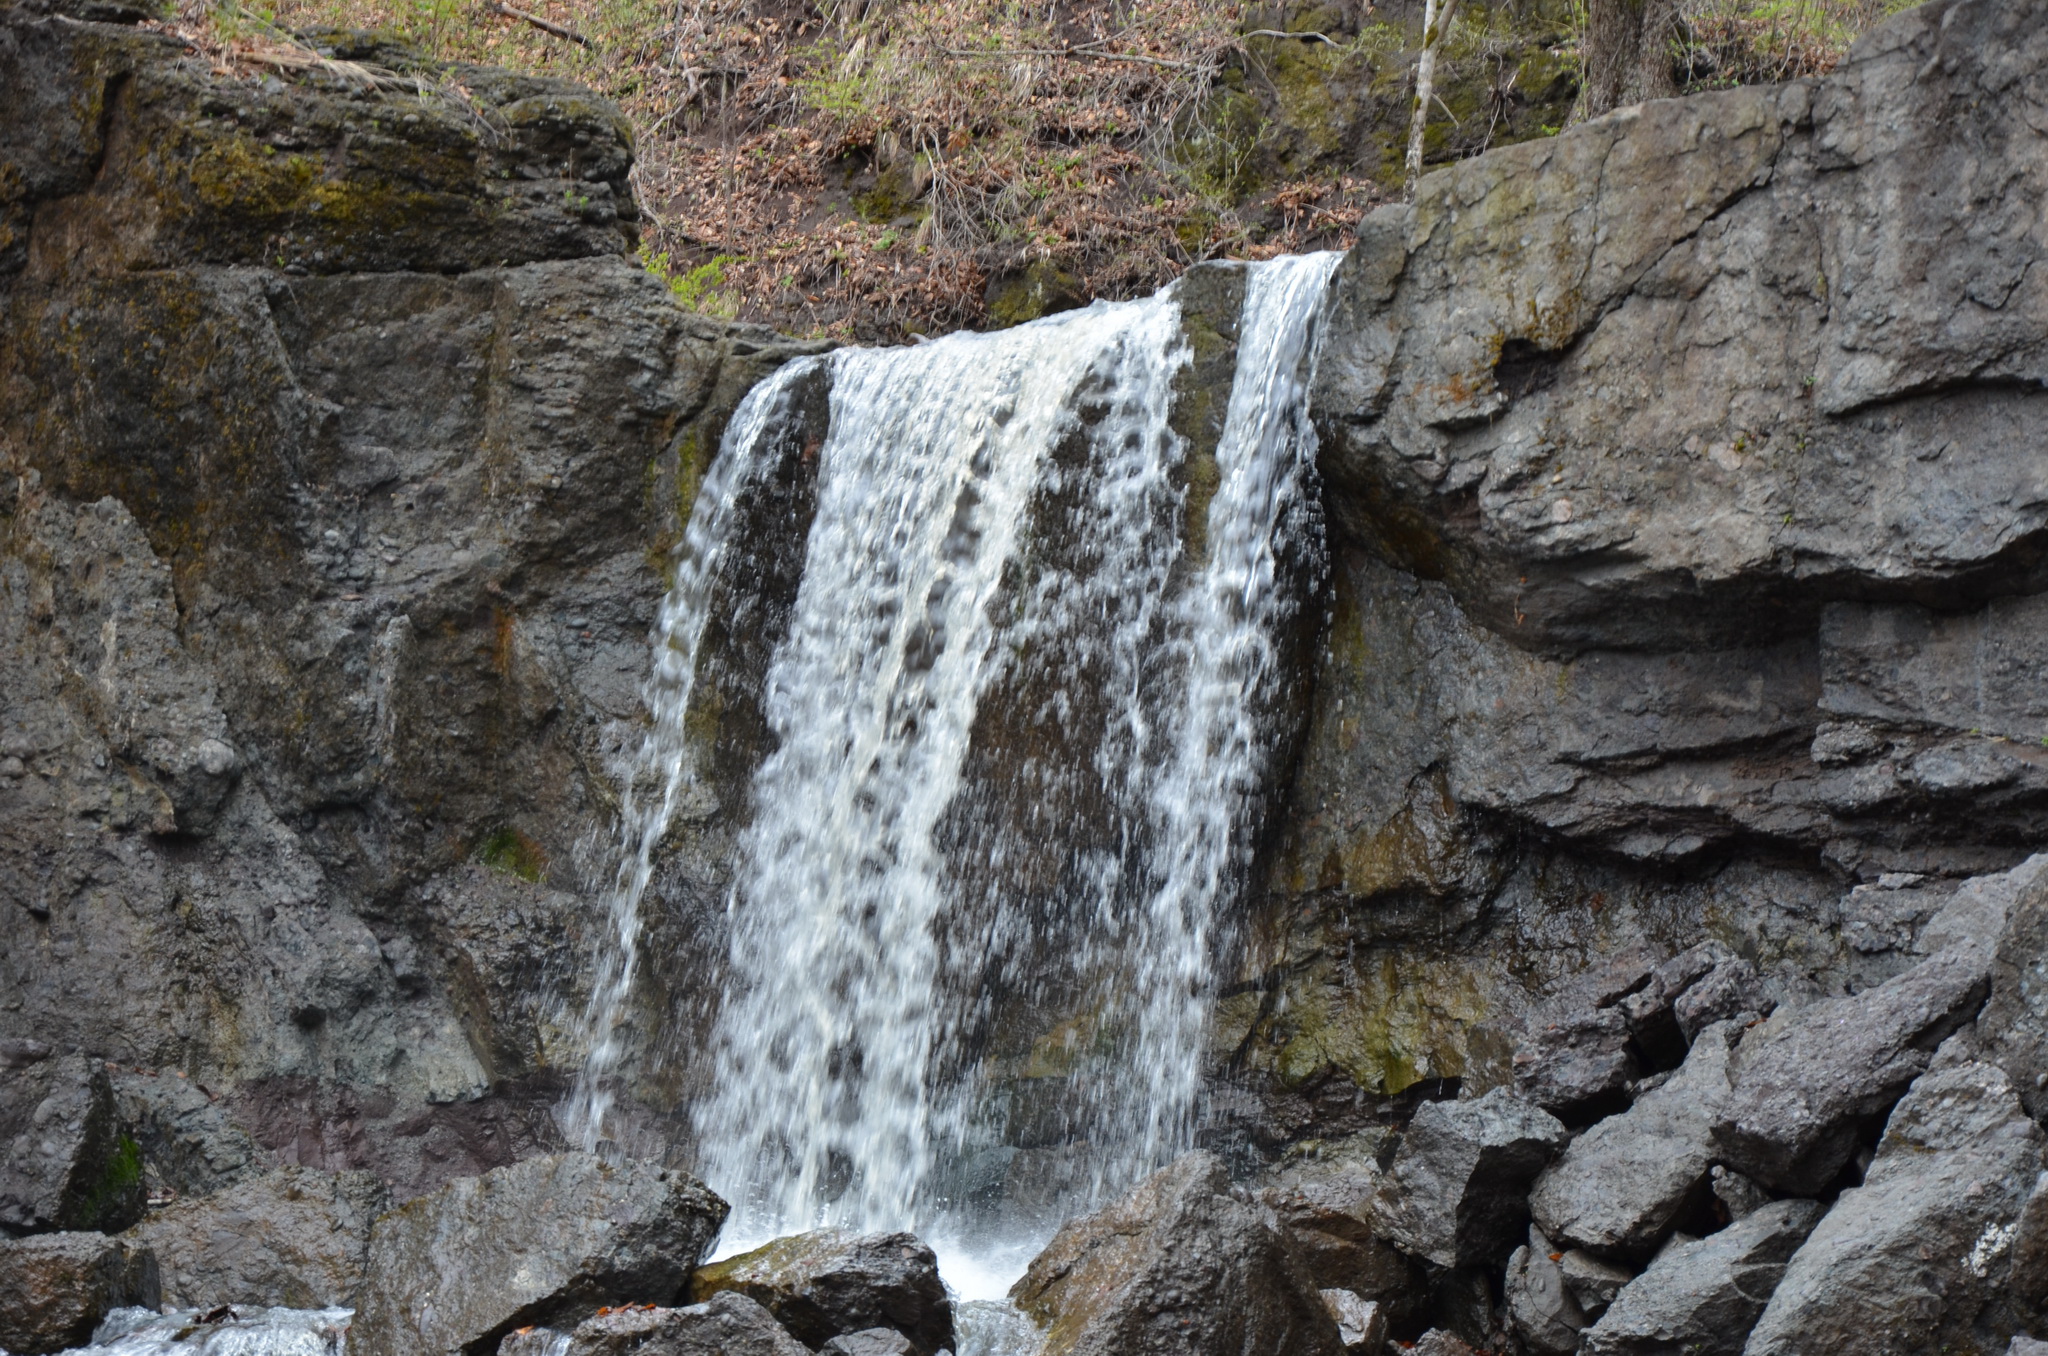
[691,1230,953,1356]
[0,1050,143,1235]
[351,1152,728,1356]
[121,1164,386,1307]
[1368,1087,1566,1268]
[1010,1153,1343,1356]
[0,1230,160,1355]
[1577,1199,1822,1356]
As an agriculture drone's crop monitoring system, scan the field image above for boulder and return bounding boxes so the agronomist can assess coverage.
[1708,1166,1771,1221]
[1255,1133,1420,1319]
[1369,1088,1567,1268]
[1558,1250,1633,1321]
[1710,948,1990,1193]
[1409,1332,1476,1356]
[111,1067,270,1201]
[1578,1199,1822,1356]
[1320,1289,1385,1355]
[547,1292,811,1356]
[1531,1021,1741,1260]
[1979,857,2048,1118]
[121,1164,387,1307]
[1673,960,1773,1043]
[1511,1006,1640,1121]
[352,1152,729,1356]
[1010,1152,1343,1356]
[692,1229,952,1356]
[1619,944,1736,1063]
[1745,1057,2047,1355]
[0,1231,161,1355]
[820,1330,914,1356]
[1505,1229,1585,1355]
[0,1051,146,1235]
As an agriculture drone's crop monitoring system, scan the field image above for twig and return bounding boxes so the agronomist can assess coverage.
[1242,29,1341,45]
[942,44,1199,70]
[486,1,590,47]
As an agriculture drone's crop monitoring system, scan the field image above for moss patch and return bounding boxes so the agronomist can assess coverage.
[478,825,548,882]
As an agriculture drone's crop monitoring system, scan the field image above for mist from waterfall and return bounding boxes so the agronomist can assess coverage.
[567,252,1342,1292]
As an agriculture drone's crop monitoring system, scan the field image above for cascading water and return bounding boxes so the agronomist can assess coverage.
[567,253,1342,1314]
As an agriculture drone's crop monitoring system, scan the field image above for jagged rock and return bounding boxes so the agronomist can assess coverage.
[1409,1331,1476,1356]
[1709,1165,1771,1220]
[1617,944,1735,1060]
[1320,1289,1385,1355]
[1577,1199,1822,1356]
[2014,1339,2048,1356]
[1505,1229,1585,1355]
[1255,1133,1420,1319]
[692,1229,953,1356]
[1531,1021,1741,1260]
[820,1330,915,1356]
[1673,960,1772,1042]
[1370,1088,1567,1268]
[0,1052,144,1235]
[1559,1250,1633,1321]
[1711,949,1990,1193]
[1980,858,2048,1119]
[111,1069,269,1201]
[121,1164,387,1307]
[1512,1007,1640,1120]
[549,1292,810,1356]
[1010,1153,1343,1356]
[352,1153,728,1356]
[0,1231,161,1355]
[1745,1057,2047,1355]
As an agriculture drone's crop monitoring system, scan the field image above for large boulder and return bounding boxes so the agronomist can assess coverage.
[1369,1088,1567,1268]
[1577,1200,1823,1356]
[530,1291,811,1356]
[1979,857,2048,1118]
[0,1050,145,1235]
[1744,1057,2048,1355]
[0,1230,161,1355]
[691,1230,953,1356]
[1531,1021,1742,1260]
[1710,948,1989,1193]
[1511,1007,1640,1122]
[121,1164,388,1307]
[352,1152,729,1356]
[1254,1133,1420,1321]
[1010,1152,1344,1356]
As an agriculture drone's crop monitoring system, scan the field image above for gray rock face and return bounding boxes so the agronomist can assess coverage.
[1711,948,1989,1193]
[1559,1249,1634,1321]
[0,1230,161,1355]
[0,1052,144,1235]
[1505,1230,1585,1355]
[1745,1058,2047,1356]
[1980,859,2048,1119]
[121,1164,387,1307]
[691,1230,953,1356]
[1010,1153,1343,1356]
[352,1153,729,1356]
[554,1292,810,1356]
[111,1069,269,1202]
[1512,1007,1640,1120]
[1370,1088,1567,1268]
[1673,961,1772,1043]
[1578,1199,1822,1356]
[1254,1133,1419,1319]
[1532,1021,1742,1261]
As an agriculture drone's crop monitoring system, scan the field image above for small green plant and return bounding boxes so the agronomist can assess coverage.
[478,826,549,882]
[640,247,740,318]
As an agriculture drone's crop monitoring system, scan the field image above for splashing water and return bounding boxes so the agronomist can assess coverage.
[568,254,1342,1297]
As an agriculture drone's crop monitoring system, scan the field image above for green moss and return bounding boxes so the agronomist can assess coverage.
[478,825,548,882]
[73,1133,142,1230]
[984,259,1086,328]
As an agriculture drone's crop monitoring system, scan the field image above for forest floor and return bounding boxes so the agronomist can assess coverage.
[158,0,1911,340]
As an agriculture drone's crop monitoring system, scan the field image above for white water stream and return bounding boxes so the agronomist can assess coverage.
[565,253,1342,1323]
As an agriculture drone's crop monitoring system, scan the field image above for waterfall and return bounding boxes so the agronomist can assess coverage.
[569,252,1341,1275]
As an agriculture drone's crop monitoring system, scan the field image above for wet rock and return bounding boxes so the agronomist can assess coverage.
[498,1331,569,1356]
[1531,1021,1741,1260]
[2014,1339,2048,1356]
[352,1152,728,1356]
[1409,1331,1476,1356]
[1320,1289,1385,1355]
[552,1292,811,1356]
[121,1164,387,1307]
[691,1229,952,1356]
[1505,1229,1585,1355]
[1711,949,1990,1193]
[1512,1006,1640,1120]
[820,1329,915,1356]
[1578,1198,1822,1356]
[0,1231,161,1355]
[111,1068,269,1202]
[1010,1152,1343,1356]
[0,1052,145,1235]
[1745,1057,2047,1356]
[1559,1249,1633,1321]
[1979,858,2048,1119]
[1369,1088,1567,1268]
[1254,1132,1420,1318]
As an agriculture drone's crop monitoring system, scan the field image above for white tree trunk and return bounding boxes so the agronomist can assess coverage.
[1404,0,1460,199]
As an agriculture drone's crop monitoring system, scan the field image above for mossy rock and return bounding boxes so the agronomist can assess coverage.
[983,259,1087,328]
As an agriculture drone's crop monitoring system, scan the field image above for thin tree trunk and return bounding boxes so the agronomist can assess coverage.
[1404,0,1460,199]
[1576,0,1681,123]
